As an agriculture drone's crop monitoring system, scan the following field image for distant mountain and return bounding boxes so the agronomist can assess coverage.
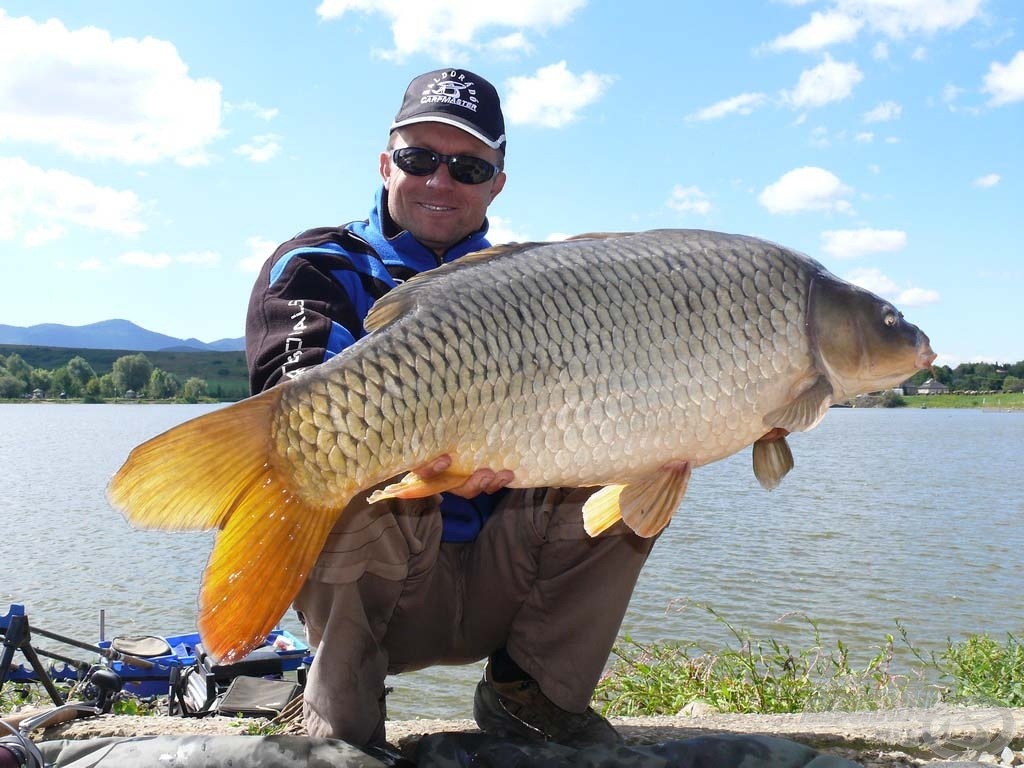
[0,319,245,352]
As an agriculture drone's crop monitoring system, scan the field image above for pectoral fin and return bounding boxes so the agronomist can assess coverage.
[752,434,794,490]
[764,375,834,433]
[366,470,473,503]
[583,462,692,538]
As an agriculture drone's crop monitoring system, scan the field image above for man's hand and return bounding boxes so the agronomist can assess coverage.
[414,454,514,499]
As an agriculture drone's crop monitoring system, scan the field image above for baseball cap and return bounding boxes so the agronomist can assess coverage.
[391,68,506,152]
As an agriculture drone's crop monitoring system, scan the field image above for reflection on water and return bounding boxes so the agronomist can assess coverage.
[1,404,1021,719]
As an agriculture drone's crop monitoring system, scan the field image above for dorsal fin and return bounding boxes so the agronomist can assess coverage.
[363,232,637,332]
[363,240,547,332]
[564,231,630,242]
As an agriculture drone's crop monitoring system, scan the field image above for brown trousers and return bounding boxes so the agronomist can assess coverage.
[294,486,657,745]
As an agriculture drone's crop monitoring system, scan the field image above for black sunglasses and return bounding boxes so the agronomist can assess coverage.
[391,146,500,185]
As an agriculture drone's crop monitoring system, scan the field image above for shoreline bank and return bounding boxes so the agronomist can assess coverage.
[24,705,1024,767]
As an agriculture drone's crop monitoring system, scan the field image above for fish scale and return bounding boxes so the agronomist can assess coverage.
[108,228,934,663]
[273,232,817,499]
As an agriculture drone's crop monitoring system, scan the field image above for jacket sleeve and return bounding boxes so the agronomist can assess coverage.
[245,232,384,394]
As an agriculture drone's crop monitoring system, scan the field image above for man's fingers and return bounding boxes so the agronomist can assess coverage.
[411,457,514,498]
[415,454,452,478]
[483,470,514,493]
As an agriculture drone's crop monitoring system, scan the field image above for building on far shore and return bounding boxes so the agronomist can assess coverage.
[916,378,950,395]
[894,378,950,396]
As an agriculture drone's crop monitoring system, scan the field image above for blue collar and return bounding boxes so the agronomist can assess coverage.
[347,187,493,273]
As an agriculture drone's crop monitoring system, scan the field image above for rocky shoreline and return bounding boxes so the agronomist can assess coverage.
[29,705,1024,767]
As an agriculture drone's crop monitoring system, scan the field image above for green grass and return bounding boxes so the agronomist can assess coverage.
[0,679,164,717]
[594,605,1024,717]
[902,392,1024,410]
[6,609,1024,720]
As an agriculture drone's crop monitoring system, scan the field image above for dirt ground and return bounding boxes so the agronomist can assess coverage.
[16,705,1023,767]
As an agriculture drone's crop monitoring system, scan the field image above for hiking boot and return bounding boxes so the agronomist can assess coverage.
[473,664,622,748]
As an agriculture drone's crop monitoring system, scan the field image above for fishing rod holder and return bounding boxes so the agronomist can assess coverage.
[1,606,66,706]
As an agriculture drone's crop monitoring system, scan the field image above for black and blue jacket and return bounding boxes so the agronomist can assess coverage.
[245,186,503,542]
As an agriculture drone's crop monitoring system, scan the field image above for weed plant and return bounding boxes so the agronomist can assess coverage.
[594,604,1024,717]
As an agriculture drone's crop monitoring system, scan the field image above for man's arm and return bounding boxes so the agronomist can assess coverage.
[246,240,379,394]
[245,235,513,500]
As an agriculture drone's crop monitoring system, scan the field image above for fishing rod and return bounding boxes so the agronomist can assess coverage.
[26,624,157,670]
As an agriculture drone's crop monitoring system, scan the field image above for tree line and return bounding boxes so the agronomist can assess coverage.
[3,350,1023,402]
[908,360,1024,393]
[0,351,209,402]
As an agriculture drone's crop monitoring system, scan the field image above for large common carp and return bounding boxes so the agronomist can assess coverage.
[108,229,935,662]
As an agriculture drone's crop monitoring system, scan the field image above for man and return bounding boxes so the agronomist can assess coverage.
[245,68,657,751]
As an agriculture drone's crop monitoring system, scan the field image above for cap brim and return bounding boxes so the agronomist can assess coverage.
[390,114,506,151]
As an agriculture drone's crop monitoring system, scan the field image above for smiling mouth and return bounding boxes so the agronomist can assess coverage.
[419,202,455,212]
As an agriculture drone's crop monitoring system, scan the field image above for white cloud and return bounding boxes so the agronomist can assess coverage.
[759,166,854,214]
[872,41,889,60]
[226,101,280,121]
[315,0,584,60]
[942,82,964,110]
[844,267,939,307]
[821,228,907,259]
[178,250,221,266]
[486,32,534,56]
[781,55,863,109]
[973,173,1001,188]
[836,0,984,39]
[667,185,713,216]
[0,9,222,165]
[235,134,283,163]
[983,50,1024,106]
[912,46,928,61]
[0,156,145,244]
[504,61,613,128]
[810,125,831,148]
[863,100,902,122]
[119,250,220,269]
[485,215,531,245]
[765,11,863,52]
[120,251,172,269]
[688,92,767,121]
[23,223,66,247]
[855,131,874,142]
[897,286,941,305]
[240,236,278,272]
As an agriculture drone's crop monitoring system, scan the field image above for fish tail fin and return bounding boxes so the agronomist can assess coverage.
[198,484,341,663]
[107,388,348,663]
[107,388,285,530]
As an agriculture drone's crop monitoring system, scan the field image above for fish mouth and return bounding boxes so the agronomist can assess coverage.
[915,332,937,370]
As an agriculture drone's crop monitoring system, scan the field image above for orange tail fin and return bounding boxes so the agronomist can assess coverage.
[107,389,343,662]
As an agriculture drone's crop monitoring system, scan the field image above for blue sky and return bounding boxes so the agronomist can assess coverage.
[0,1,1020,366]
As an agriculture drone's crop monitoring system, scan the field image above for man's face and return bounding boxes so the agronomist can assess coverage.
[381,123,506,255]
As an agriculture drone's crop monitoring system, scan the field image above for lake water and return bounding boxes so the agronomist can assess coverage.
[1,404,1022,719]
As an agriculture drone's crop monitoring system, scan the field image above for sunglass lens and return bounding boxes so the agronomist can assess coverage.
[394,148,439,176]
[448,157,495,184]
[393,148,496,184]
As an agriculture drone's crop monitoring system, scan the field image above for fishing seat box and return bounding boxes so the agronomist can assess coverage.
[169,645,289,717]
[195,644,284,683]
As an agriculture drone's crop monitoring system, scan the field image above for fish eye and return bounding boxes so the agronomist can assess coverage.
[883,311,898,327]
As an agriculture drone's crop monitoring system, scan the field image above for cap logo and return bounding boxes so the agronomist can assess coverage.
[422,71,479,113]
